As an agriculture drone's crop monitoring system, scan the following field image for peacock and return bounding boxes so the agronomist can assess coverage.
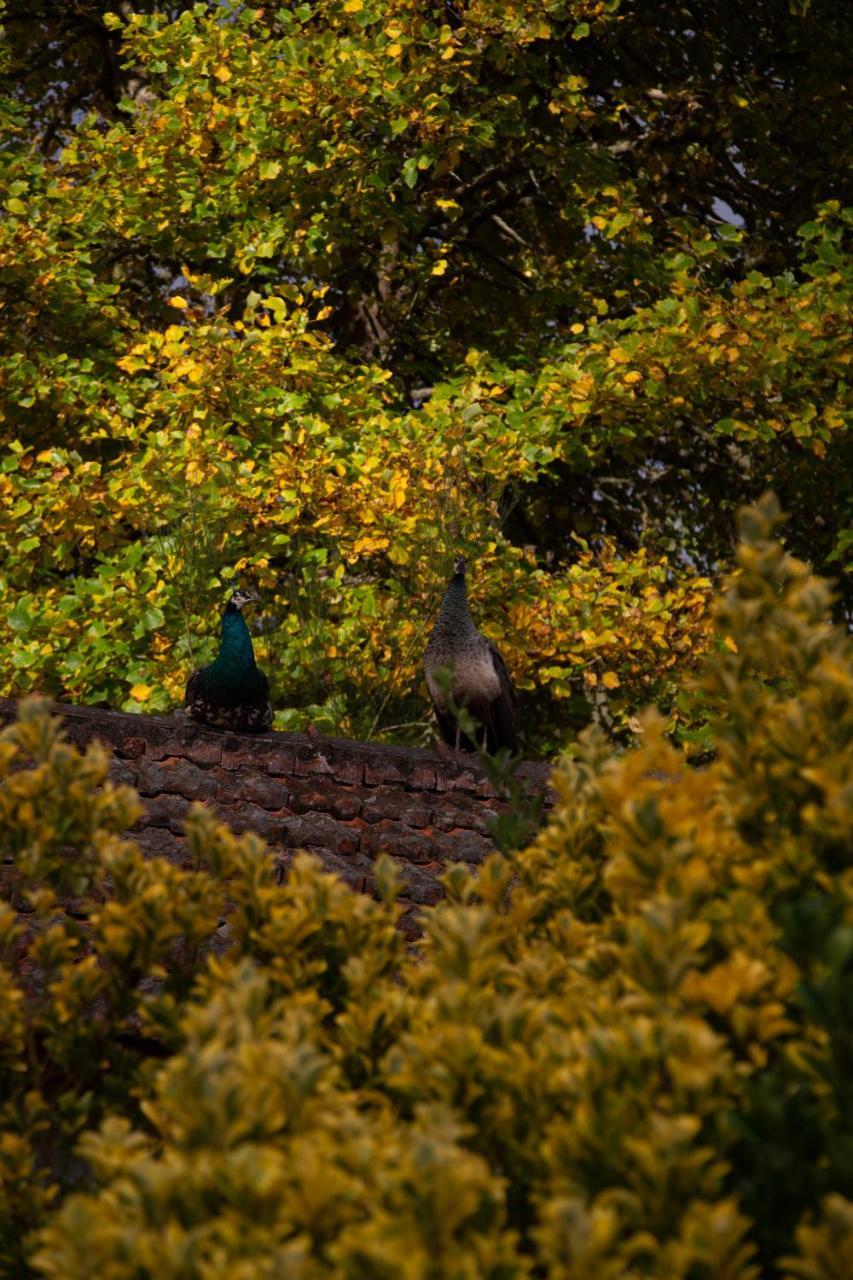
[184,587,273,732]
[424,556,517,755]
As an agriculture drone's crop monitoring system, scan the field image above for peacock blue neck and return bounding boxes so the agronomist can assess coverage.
[204,603,257,688]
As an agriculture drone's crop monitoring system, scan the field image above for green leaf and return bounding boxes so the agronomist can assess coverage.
[7,606,32,633]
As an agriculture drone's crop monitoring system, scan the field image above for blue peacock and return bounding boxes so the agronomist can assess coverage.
[184,587,272,732]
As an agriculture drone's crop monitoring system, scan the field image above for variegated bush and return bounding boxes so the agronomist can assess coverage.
[0,496,851,1278]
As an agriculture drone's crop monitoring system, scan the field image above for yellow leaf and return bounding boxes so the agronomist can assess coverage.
[602,671,620,689]
[432,259,448,276]
[343,0,363,9]
[623,370,642,385]
[214,64,232,83]
[130,684,152,701]
[168,296,188,309]
[570,323,584,334]
[353,534,389,555]
[386,42,402,57]
[724,635,739,653]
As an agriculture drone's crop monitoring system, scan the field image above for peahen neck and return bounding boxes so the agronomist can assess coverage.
[433,572,479,642]
[207,603,257,684]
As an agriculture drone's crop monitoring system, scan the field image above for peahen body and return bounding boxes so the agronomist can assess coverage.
[184,588,272,732]
[424,556,517,755]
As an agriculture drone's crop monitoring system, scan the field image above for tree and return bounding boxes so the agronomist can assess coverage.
[0,0,850,749]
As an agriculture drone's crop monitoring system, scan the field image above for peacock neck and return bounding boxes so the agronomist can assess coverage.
[211,604,257,675]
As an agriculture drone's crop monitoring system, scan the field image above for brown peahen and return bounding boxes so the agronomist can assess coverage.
[424,556,517,754]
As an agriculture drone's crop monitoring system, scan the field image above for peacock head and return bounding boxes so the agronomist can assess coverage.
[228,587,261,612]
[453,555,468,577]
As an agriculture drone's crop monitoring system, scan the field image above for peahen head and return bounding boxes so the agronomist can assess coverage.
[226,587,261,613]
[453,555,467,578]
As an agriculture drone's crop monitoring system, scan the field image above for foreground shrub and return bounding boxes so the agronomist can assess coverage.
[0,495,851,1277]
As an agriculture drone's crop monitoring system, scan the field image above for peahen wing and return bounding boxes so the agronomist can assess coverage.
[432,700,479,753]
[483,642,517,754]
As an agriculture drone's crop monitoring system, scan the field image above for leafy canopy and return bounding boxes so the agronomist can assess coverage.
[0,0,850,749]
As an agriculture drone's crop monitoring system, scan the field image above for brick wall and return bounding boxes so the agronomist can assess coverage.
[0,700,553,930]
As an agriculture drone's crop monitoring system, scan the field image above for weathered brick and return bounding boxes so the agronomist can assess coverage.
[434,766,495,797]
[457,839,492,866]
[363,757,416,787]
[136,759,217,802]
[280,812,361,856]
[360,821,441,865]
[272,848,296,884]
[516,761,552,790]
[410,765,438,791]
[360,785,432,827]
[115,735,146,761]
[433,827,494,865]
[292,741,365,784]
[134,827,187,865]
[225,802,287,842]
[60,717,98,753]
[394,861,445,906]
[432,796,503,836]
[0,698,560,931]
[108,760,139,788]
[186,738,223,768]
[329,756,365,785]
[240,772,289,811]
[398,906,422,941]
[263,745,297,777]
[141,793,191,833]
[219,735,277,770]
[289,778,362,820]
[132,721,182,760]
[290,737,363,783]
[300,848,373,890]
[292,749,335,779]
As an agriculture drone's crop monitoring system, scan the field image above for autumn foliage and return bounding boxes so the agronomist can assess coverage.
[0,498,850,1277]
[0,1,850,752]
